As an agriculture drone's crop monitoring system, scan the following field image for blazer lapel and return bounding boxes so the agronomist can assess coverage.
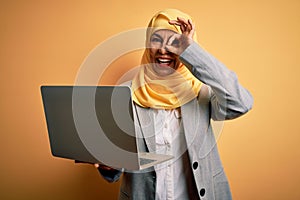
[181,99,201,148]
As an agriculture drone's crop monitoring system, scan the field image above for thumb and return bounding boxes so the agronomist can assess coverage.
[167,33,181,47]
[166,34,181,55]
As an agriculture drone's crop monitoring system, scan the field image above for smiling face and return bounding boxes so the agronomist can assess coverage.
[148,29,181,76]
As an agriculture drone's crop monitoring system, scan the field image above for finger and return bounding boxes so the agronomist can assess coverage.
[187,19,195,38]
[169,20,188,27]
[98,164,115,171]
[165,44,178,55]
[184,19,192,33]
[94,163,99,168]
[168,20,181,25]
[169,18,194,37]
[167,33,181,46]
[169,20,186,33]
[169,19,185,26]
[178,17,193,30]
[177,17,194,35]
[180,24,186,34]
[166,34,182,55]
[177,17,188,23]
[177,17,190,28]
[188,19,194,29]
[187,19,194,31]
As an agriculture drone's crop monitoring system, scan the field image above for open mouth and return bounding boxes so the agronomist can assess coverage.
[156,58,173,67]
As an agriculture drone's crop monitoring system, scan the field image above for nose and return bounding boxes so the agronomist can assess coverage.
[158,44,168,54]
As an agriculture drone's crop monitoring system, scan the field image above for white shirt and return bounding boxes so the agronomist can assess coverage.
[153,109,198,200]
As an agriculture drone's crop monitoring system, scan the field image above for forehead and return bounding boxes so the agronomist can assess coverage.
[151,29,177,38]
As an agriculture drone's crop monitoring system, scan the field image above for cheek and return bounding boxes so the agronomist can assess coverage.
[174,57,181,69]
[148,48,157,60]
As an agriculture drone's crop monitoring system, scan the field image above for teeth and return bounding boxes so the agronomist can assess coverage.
[157,58,171,63]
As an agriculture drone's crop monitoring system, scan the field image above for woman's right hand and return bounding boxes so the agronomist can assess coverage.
[94,163,115,171]
[95,163,123,183]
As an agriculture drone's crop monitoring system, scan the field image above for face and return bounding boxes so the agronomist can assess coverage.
[148,29,180,76]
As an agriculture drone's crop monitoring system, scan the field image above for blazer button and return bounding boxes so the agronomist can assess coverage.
[200,188,205,197]
[192,161,198,170]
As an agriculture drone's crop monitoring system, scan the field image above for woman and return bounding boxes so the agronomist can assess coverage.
[97,8,253,200]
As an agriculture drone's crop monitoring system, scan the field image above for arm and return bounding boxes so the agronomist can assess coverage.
[179,42,253,120]
[168,17,253,120]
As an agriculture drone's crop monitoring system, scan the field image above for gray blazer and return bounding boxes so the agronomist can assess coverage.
[101,42,253,200]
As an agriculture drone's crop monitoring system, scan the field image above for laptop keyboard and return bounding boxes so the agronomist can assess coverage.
[139,158,156,165]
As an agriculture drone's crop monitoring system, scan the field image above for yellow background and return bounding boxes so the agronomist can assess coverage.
[1,0,300,199]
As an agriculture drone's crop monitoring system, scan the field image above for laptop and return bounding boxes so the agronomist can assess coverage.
[41,85,173,171]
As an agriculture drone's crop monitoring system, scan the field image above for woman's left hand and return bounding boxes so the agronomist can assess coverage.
[166,17,195,55]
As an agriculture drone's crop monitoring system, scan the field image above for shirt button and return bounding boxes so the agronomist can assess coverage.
[193,161,198,170]
[200,188,206,197]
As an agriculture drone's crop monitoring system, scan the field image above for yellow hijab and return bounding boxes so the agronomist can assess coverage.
[132,9,202,109]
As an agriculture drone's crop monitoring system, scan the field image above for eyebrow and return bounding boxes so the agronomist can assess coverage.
[151,33,162,40]
[151,32,175,43]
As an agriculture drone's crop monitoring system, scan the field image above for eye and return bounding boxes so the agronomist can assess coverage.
[171,38,180,46]
[150,36,162,43]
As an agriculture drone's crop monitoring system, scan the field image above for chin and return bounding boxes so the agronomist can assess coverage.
[152,64,176,77]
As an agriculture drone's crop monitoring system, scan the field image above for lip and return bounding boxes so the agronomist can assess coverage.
[156,56,174,60]
[155,57,174,67]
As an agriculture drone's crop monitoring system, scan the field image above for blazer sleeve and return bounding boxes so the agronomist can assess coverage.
[179,42,253,120]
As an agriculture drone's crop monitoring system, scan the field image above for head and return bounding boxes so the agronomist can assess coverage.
[142,9,196,77]
[148,29,180,76]
[131,9,202,109]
